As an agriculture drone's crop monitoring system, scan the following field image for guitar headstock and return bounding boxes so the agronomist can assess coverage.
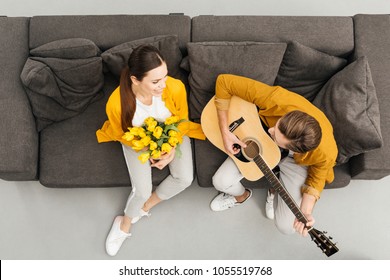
[309,227,339,257]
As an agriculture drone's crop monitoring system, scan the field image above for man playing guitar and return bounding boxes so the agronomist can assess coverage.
[207,74,338,238]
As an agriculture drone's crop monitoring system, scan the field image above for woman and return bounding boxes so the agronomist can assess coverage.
[96,45,204,256]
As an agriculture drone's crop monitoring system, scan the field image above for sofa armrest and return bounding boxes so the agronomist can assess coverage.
[0,17,38,180]
[350,14,390,179]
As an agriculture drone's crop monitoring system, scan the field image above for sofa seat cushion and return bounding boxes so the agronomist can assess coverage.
[194,139,228,188]
[39,74,170,188]
[274,40,348,102]
[101,35,183,80]
[186,41,287,120]
[20,38,104,131]
[313,56,383,164]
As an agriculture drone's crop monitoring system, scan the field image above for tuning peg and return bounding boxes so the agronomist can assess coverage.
[329,236,333,240]
[323,231,328,234]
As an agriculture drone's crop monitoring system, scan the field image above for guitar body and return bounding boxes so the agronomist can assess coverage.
[201,96,281,181]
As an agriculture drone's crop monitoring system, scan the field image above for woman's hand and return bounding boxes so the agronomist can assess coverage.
[150,147,176,170]
[222,131,247,155]
[293,214,315,237]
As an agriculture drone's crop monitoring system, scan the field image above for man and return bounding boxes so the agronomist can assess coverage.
[209,74,337,236]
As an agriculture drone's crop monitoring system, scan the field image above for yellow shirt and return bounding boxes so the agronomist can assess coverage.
[96,76,205,147]
[215,74,338,199]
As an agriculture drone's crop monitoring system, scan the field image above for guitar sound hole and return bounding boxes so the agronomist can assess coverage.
[243,139,261,159]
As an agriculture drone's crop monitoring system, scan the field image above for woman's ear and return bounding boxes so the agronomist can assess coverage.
[130,75,139,85]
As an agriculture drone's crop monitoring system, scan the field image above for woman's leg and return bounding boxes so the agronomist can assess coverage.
[106,144,154,256]
[121,144,154,231]
[155,136,194,200]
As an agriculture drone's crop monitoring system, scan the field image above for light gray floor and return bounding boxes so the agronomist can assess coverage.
[1,175,390,260]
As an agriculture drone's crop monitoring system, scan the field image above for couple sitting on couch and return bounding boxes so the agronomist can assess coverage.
[96,44,337,256]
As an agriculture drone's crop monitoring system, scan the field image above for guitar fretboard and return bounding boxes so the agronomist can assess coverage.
[253,154,307,224]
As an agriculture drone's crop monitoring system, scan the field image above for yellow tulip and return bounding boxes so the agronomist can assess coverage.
[168,136,179,147]
[140,136,151,146]
[149,141,158,151]
[168,130,178,137]
[165,116,180,125]
[161,143,172,153]
[131,140,145,151]
[138,127,146,138]
[151,150,161,159]
[138,152,150,163]
[129,127,140,136]
[144,117,155,126]
[153,126,163,139]
[122,132,134,142]
[146,121,157,132]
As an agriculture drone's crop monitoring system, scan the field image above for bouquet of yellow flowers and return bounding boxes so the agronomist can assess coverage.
[122,116,185,163]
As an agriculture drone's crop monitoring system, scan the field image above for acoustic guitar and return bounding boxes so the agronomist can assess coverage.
[201,95,339,257]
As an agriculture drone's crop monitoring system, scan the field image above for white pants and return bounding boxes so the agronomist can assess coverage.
[121,136,193,218]
[212,154,308,235]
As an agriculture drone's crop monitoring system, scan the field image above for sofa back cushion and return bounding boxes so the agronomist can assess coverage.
[20,38,104,131]
[274,40,348,102]
[29,15,191,52]
[313,56,383,164]
[30,38,101,59]
[186,41,286,120]
[101,35,183,80]
[188,15,354,120]
[191,16,354,57]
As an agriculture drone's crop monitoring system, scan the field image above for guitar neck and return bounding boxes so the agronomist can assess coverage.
[253,155,308,224]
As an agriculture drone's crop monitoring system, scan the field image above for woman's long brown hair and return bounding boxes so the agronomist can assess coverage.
[119,45,165,132]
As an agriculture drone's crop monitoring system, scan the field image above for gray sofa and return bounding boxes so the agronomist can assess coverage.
[0,14,389,190]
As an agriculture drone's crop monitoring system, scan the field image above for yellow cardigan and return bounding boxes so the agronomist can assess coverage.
[96,76,205,147]
[215,74,338,199]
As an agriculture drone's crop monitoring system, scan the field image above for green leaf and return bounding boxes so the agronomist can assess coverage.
[169,126,180,132]
[175,144,182,158]
[163,124,176,133]
[157,139,164,146]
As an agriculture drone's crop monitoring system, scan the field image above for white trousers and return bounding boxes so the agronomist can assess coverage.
[121,136,193,218]
[212,154,308,234]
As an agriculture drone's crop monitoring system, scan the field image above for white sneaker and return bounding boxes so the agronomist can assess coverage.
[210,189,252,211]
[106,216,132,256]
[265,189,275,220]
[131,209,151,224]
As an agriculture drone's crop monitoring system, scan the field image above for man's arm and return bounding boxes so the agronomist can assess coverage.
[215,74,277,108]
[294,193,316,237]
[216,109,246,155]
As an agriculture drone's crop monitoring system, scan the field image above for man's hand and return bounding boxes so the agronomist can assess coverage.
[293,214,315,237]
[294,192,317,237]
[216,108,246,155]
[222,131,247,155]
